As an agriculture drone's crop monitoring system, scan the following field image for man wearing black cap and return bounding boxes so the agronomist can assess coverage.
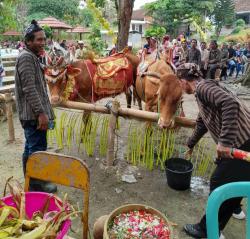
[15,20,57,193]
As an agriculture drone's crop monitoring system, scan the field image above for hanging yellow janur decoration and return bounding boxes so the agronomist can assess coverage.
[191,19,208,42]
[86,0,117,44]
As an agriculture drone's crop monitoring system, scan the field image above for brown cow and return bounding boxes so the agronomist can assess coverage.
[136,59,183,128]
[45,43,141,108]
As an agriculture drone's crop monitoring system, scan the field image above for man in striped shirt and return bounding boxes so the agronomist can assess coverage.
[15,20,56,193]
[177,63,250,238]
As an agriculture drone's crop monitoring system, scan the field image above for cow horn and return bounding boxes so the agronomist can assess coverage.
[143,72,161,79]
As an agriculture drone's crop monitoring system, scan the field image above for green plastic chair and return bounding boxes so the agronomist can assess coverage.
[206,182,250,239]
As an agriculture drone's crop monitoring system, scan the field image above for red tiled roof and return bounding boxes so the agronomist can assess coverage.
[132,9,145,21]
[66,26,91,33]
[2,30,22,36]
[235,0,250,13]
[38,17,72,29]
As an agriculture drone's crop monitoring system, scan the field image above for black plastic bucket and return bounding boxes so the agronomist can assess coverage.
[165,158,193,191]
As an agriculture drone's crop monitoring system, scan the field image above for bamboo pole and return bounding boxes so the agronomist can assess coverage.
[107,100,120,166]
[60,101,109,114]
[59,100,196,128]
[4,93,15,142]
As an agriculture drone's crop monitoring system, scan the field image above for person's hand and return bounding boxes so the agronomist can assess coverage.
[217,143,232,159]
[37,113,49,131]
[185,147,193,160]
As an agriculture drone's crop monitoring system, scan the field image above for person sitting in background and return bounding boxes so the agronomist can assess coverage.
[75,41,88,59]
[162,35,171,52]
[162,35,173,65]
[68,42,76,61]
[60,39,67,50]
[207,40,221,79]
[108,45,117,56]
[180,40,188,64]
[148,37,157,54]
[235,43,244,78]
[0,63,5,87]
[172,39,181,66]
[143,37,151,54]
[200,42,209,78]
[242,42,250,74]
[228,42,236,76]
[220,43,229,81]
[186,39,201,68]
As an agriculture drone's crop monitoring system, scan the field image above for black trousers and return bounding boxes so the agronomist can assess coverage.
[199,139,250,232]
[207,64,220,79]
[220,66,228,80]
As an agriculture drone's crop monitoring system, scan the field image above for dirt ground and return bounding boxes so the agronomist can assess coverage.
[0,93,247,239]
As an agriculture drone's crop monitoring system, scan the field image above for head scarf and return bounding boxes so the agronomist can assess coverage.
[24,20,43,38]
[176,63,203,79]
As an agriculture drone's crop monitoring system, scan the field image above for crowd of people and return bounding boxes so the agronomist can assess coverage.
[141,35,250,81]
[1,37,249,82]
[0,40,25,52]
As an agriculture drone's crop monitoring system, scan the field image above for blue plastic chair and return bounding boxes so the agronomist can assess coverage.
[206,182,250,239]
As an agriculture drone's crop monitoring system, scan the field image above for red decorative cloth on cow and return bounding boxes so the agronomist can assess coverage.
[85,53,133,101]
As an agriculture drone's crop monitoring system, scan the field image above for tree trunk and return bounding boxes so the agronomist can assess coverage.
[215,25,222,39]
[117,0,134,51]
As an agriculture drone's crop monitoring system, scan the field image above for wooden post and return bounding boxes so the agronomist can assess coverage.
[5,93,15,142]
[107,100,120,166]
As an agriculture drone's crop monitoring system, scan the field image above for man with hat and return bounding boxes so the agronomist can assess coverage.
[75,40,87,60]
[15,20,57,193]
[176,63,250,238]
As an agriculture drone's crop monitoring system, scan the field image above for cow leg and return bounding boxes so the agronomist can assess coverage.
[125,88,132,108]
[133,89,136,106]
[132,86,143,110]
[137,96,142,111]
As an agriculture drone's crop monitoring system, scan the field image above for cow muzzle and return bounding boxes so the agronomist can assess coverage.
[158,117,175,129]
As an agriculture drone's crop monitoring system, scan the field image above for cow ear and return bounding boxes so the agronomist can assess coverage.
[66,66,81,77]
[148,76,160,86]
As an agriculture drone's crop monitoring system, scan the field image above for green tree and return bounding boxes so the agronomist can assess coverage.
[43,25,53,39]
[235,19,245,28]
[145,0,215,35]
[211,0,235,38]
[0,0,19,33]
[93,0,106,8]
[88,22,106,54]
[26,0,79,21]
[79,8,94,27]
[145,26,166,38]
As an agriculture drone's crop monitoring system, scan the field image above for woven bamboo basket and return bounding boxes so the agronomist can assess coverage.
[103,204,174,239]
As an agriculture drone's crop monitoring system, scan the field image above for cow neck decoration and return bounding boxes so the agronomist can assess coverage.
[45,66,76,103]
[61,73,75,102]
